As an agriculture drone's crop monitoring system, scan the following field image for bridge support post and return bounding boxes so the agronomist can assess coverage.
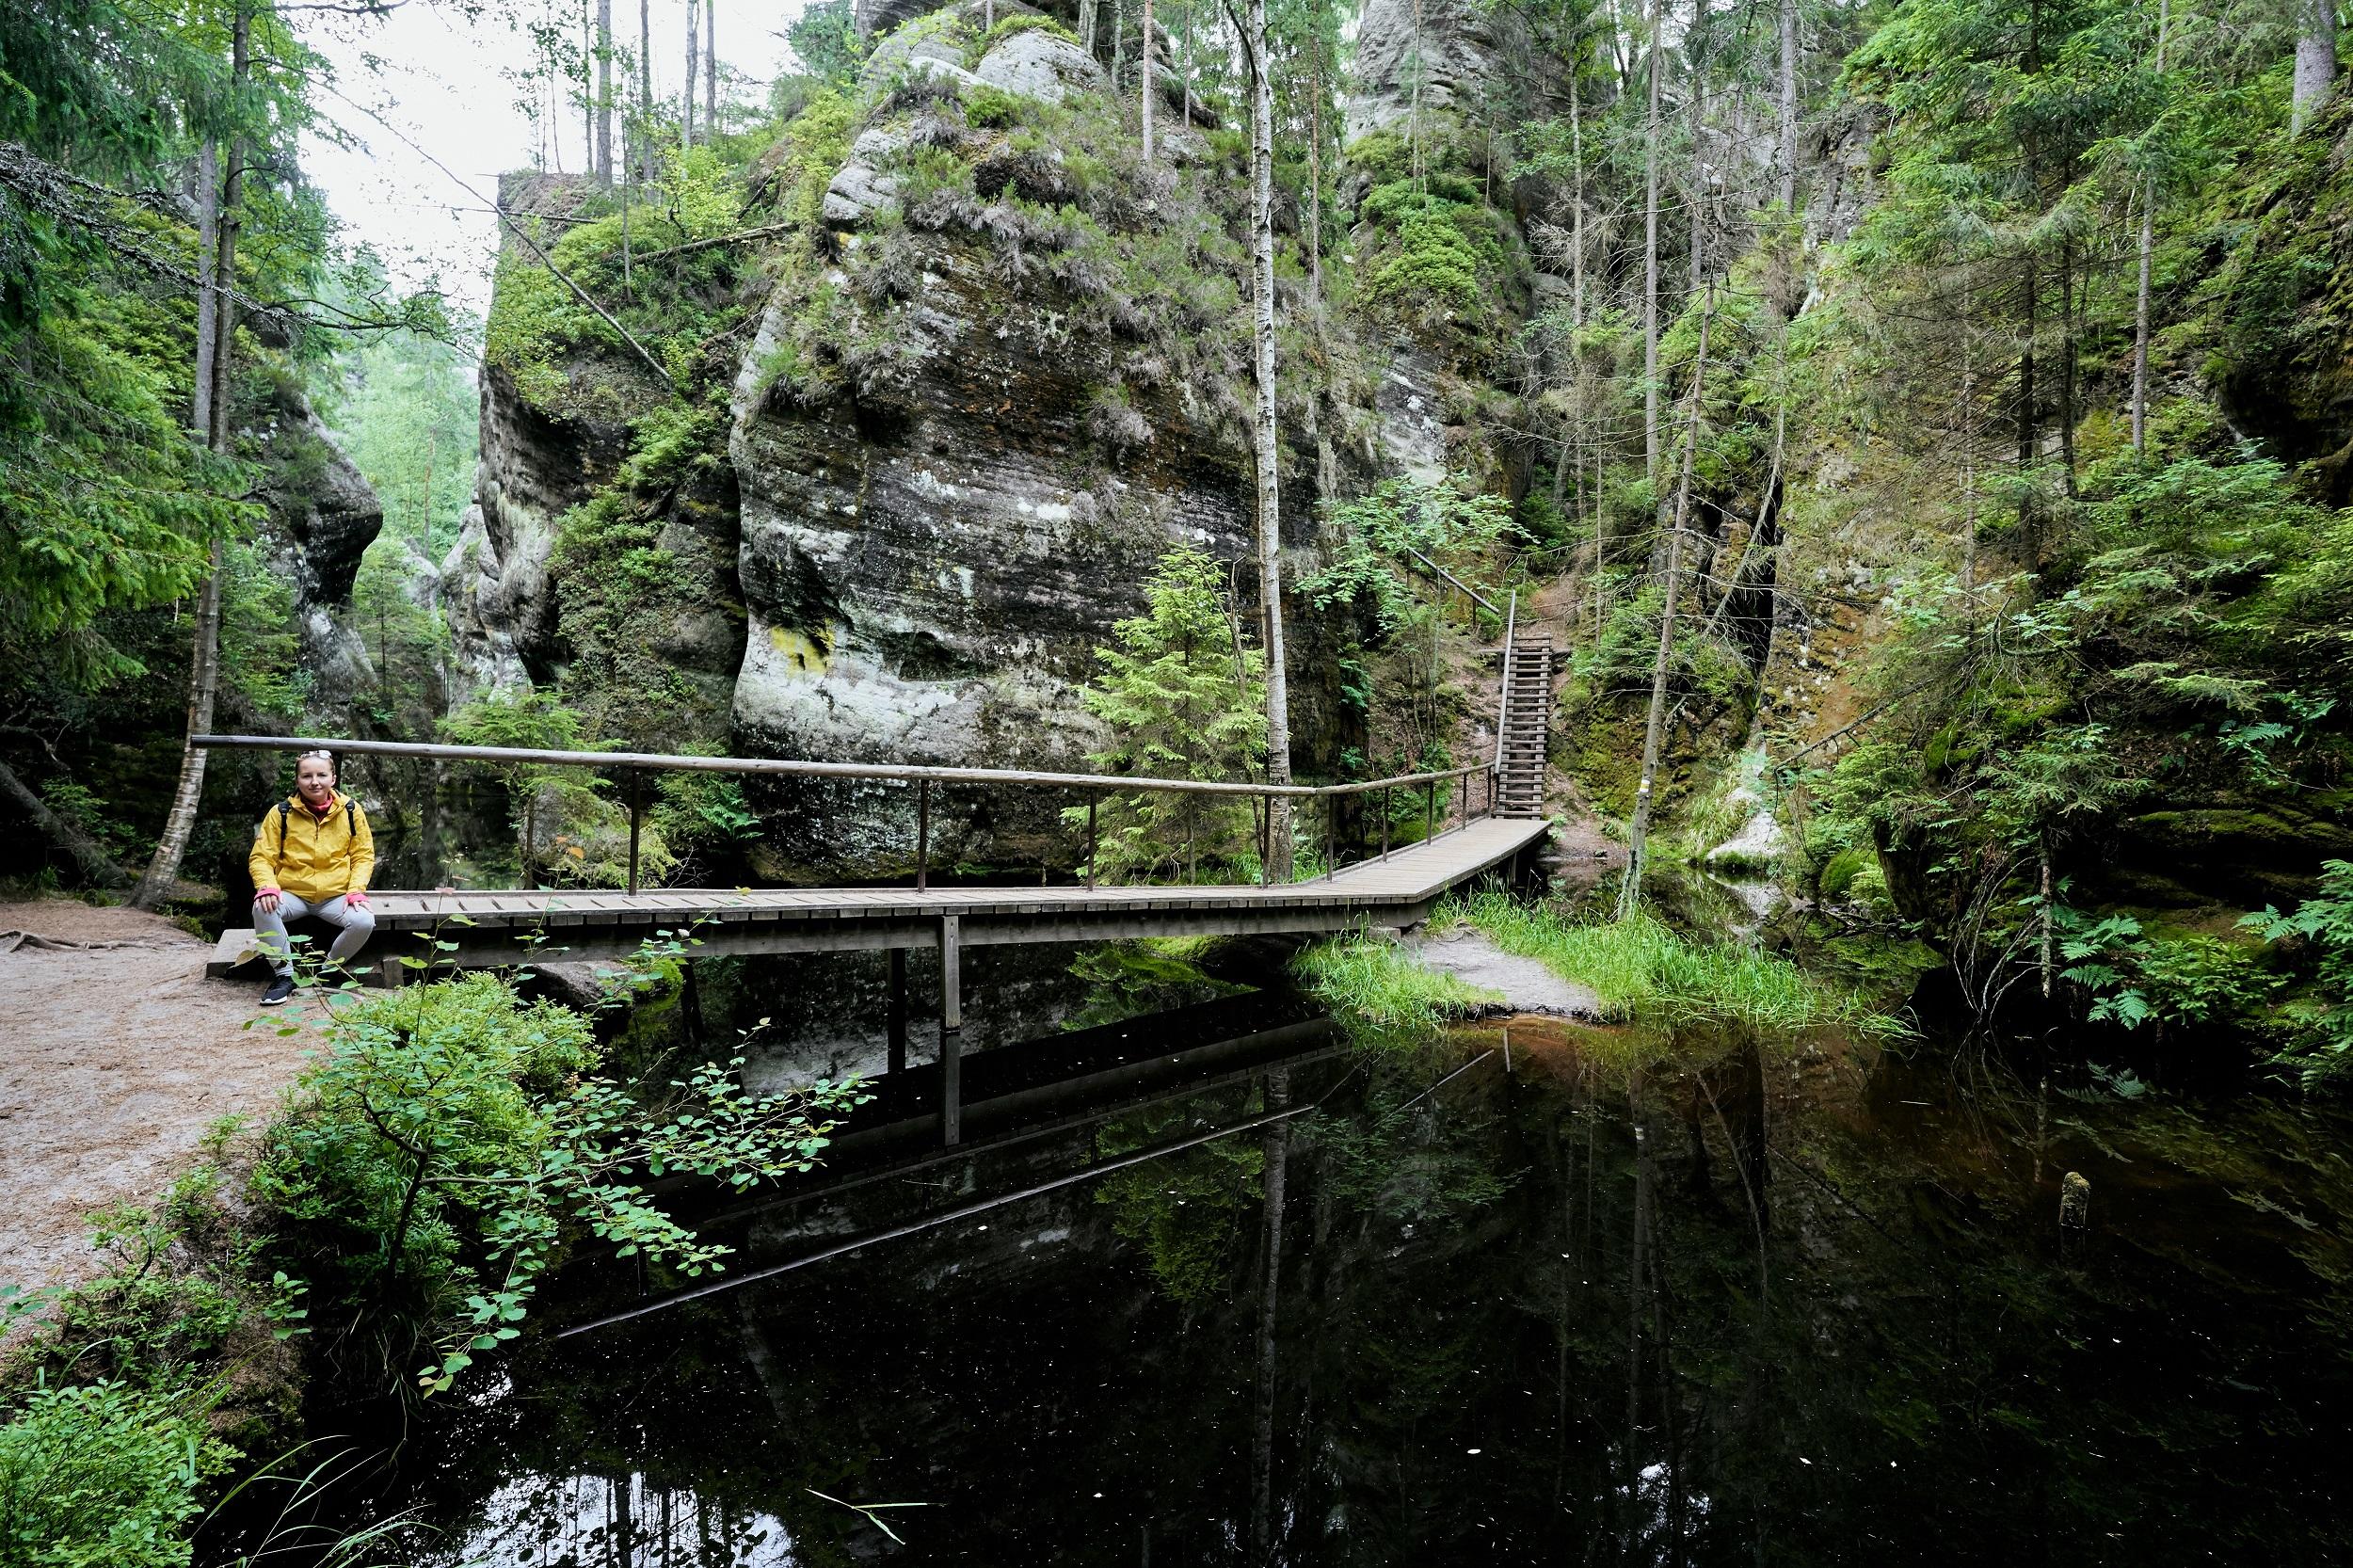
[937,915,961,1146]
[887,948,907,1075]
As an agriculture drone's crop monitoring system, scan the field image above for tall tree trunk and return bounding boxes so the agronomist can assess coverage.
[1642,0,1663,487]
[2058,239,2076,491]
[1776,0,1798,215]
[596,0,614,184]
[190,141,220,443]
[705,0,717,135]
[136,7,248,909]
[1687,0,1708,296]
[1570,70,1586,328]
[1618,289,1714,920]
[1143,0,1156,159]
[1306,19,1322,303]
[1080,0,1097,56]
[638,0,653,181]
[2296,0,2337,133]
[582,0,595,179]
[1241,0,1293,877]
[1410,0,1425,189]
[0,760,135,890]
[683,0,698,146]
[2133,0,2168,455]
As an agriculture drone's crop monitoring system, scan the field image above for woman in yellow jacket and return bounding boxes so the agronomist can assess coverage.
[249,748,376,1005]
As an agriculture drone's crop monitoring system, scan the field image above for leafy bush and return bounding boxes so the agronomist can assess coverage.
[2244,860,2353,1086]
[0,1380,232,1568]
[251,973,866,1395]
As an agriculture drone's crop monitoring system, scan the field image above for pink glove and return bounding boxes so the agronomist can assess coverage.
[255,887,281,914]
[344,889,370,907]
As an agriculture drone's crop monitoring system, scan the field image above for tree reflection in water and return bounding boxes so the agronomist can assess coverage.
[354,1012,2353,1566]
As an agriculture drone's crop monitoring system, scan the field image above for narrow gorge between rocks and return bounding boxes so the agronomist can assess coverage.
[6,0,2353,1561]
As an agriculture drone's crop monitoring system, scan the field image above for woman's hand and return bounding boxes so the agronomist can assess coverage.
[256,887,281,914]
[344,889,370,908]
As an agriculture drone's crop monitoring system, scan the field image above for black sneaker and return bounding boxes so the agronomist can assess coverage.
[260,975,296,1007]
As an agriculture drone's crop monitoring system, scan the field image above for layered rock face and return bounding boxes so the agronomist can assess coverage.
[254,395,385,698]
[1345,0,1559,144]
[725,4,1293,877]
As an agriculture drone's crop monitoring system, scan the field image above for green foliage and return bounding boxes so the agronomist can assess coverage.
[1356,184,1503,317]
[1064,546,1266,883]
[1092,1105,1263,1307]
[1064,939,1243,1032]
[0,296,252,692]
[0,1380,232,1568]
[1292,935,1501,1035]
[251,971,866,1396]
[784,0,863,86]
[328,323,480,560]
[1300,475,1516,637]
[2056,907,2281,1032]
[965,11,1079,66]
[2244,861,2353,1087]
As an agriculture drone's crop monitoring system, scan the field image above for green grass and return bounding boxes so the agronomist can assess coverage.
[1443,890,1900,1036]
[1292,934,1501,1034]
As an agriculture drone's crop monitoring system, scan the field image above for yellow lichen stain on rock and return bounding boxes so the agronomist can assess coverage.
[768,625,830,677]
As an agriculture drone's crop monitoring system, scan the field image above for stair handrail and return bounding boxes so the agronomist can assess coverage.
[1493,588,1516,774]
[1399,545,1499,617]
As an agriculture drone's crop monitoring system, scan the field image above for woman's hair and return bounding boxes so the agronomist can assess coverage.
[296,748,336,773]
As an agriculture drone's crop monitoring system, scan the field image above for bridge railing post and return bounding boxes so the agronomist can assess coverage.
[1085,792,1097,890]
[915,777,931,892]
[626,770,644,894]
[1380,785,1391,860]
[1425,779,1435,846]
[1323,793,1336,881]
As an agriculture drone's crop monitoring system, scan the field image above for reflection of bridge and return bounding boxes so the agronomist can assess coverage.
[196,614,1555,1144]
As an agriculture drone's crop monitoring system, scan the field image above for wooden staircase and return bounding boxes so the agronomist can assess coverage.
[1497,625,1555,820]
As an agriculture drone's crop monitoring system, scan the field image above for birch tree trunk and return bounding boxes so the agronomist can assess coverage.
[1242,0,1293,876]
[705,0,717,135]
[684,0,698,146]
[1777,0,1798,215]
[596,0,614,184]
[1618,289,1715,920]
[1143,0,1156,159]
[638,0,653,180]
[1642,0,1663,487]
[136,8,248,910]
[1306,20,1322,303]
[2295,0,2337,133]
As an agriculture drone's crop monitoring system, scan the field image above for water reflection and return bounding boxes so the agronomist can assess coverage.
[357,1006,2353,1566]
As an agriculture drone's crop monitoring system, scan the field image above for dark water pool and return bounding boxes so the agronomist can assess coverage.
[319,994,2353,1566]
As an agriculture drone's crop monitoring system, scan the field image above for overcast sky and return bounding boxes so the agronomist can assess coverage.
[298,0,808,318]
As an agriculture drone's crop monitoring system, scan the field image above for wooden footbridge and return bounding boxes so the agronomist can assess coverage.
[198,603,1558,1144]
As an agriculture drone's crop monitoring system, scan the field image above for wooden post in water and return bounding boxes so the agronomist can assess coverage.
[887,948,907,1075]
[938,914,962,1146]
[916,778,932,891]
[2059,1170,2089,1261]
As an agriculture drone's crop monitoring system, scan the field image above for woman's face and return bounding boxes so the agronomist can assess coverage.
[296,757,336,805]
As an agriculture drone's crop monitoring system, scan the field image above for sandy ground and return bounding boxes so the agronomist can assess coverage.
[1410,925,1602,1019]
[0,899,328,1295]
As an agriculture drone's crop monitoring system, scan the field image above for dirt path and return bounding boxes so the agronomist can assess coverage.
[0,899,328,1296]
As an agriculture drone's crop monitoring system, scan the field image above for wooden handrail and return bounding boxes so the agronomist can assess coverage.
[1493,587,1516,773]
[194,734,1468,803]
[1399,545,1499,617]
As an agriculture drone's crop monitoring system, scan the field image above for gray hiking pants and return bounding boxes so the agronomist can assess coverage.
[253,892,375,977]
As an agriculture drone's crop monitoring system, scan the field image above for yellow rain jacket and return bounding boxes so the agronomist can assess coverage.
[248,791,376,904]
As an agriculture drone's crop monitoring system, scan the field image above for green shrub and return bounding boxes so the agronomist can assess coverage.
[252,972,866,1396]
[0,1380,232,1568]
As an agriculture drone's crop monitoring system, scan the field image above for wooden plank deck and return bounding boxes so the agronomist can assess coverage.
[324,814,1550,971]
